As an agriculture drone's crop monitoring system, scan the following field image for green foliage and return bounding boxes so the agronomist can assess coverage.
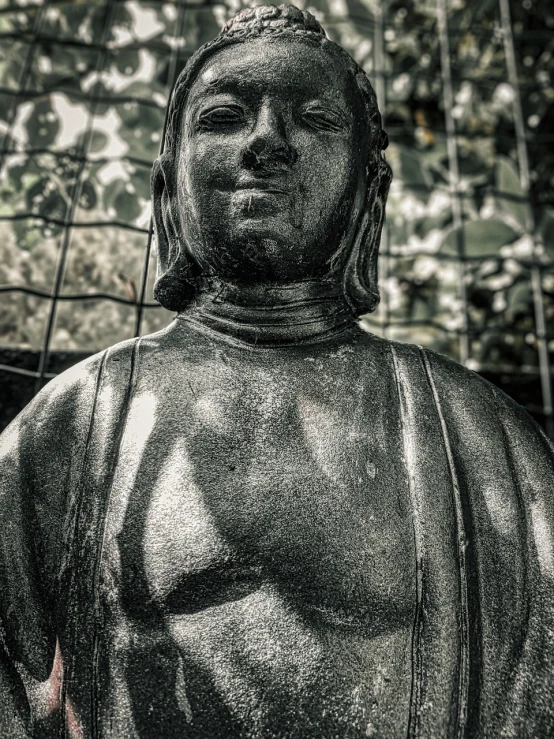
[0,0,552,371]
[441,219,519,257]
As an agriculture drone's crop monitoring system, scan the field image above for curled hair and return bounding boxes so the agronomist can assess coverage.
[153,4,392,315]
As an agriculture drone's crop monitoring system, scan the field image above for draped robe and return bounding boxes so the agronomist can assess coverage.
[0,319,553,738]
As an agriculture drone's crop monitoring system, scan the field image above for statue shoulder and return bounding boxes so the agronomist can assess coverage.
[5,337,138,451]
[411,345,554,494]
[13,351,105,440]
[369,335,552,451]
[358,334,497,408]
[0,351,106,500]
[418,344,549,440]
[0,339,139,683]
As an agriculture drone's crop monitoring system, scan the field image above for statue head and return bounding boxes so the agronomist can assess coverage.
[151,4,391,316]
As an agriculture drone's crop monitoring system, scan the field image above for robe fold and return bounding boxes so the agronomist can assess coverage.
[0,328,553,738]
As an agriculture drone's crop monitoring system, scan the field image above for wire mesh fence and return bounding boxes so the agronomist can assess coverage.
[0,0,553,436]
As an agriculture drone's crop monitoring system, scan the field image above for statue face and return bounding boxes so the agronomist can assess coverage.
[178,38,366,283]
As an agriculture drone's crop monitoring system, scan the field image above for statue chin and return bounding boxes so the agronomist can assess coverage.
[192,241,338,286]
[180,182,355,286]
[184,218,342,286]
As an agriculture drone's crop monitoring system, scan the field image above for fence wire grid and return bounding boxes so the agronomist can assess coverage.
[0,0,553,437]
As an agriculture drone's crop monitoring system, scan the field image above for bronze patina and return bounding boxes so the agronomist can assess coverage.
[1,6,553,738]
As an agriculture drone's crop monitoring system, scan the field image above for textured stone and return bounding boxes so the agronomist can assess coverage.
[0,6,553,738]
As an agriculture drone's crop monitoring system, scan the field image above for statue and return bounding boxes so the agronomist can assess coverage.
[1,6,553,737]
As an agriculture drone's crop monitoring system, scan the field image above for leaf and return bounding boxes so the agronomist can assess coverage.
[441,219,518,257]
[399,146,431,199]
[5,159,28,190]
[104,179,142,223]
[103,178,126,212]
[508,283,532,317]
[537,207,554,261]
[78,180,97,211]
[495,156,531,230]
[91,5,111,41]
[118,102,165,160]
[88,130,108,154]
[26,177,49,211]
[26,177,67,220]
[40,192,68,220]
[26,98,59,148]
[74,129,108,155]
[113,49,140,76]
[411,296,433,321]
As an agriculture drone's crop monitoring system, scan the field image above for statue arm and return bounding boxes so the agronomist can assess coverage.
[490,386,554,737]
[0,353,105,731]
[420,346,554,735]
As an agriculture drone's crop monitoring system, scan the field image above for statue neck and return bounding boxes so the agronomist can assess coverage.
[177,277,356,347]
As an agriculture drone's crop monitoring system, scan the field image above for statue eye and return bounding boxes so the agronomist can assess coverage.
[198,105,244,129]
[301,107,346,133]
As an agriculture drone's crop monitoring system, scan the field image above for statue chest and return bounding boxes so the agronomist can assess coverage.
[97,351,415,736]
[104,356,415,629]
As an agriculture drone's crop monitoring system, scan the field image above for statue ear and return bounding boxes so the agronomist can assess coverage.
[151,158,179,280]
[342,157,390,316]
[151,157,198,312]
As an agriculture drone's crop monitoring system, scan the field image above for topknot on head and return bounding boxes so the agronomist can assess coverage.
[162,4,390,158]
[219,6,387,151]
[221,4,326,39]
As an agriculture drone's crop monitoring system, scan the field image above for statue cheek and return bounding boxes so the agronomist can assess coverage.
[180,137,239,196]
[301,162,351,225]
[298,137,353,193]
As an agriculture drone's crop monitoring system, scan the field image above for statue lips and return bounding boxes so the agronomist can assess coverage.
[232,177,292,217]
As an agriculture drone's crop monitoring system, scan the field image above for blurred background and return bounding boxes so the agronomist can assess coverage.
[0,0,553,436]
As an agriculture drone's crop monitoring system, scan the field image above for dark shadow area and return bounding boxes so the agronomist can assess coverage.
[0,349,92,432]
[481,370,550,433]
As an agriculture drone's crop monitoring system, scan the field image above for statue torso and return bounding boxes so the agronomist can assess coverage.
[97,323,415,738]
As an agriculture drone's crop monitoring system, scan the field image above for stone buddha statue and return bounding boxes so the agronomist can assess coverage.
[1,5,554,738]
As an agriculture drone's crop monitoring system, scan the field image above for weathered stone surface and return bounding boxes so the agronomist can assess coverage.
[0,6,553,737]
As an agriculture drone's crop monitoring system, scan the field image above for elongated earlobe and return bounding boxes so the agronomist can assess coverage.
[151,160,172,277]
[342,157,391,316]
[151,157,199,312]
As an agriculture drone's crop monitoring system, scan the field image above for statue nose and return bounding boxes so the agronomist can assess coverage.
[242,106,297,171]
